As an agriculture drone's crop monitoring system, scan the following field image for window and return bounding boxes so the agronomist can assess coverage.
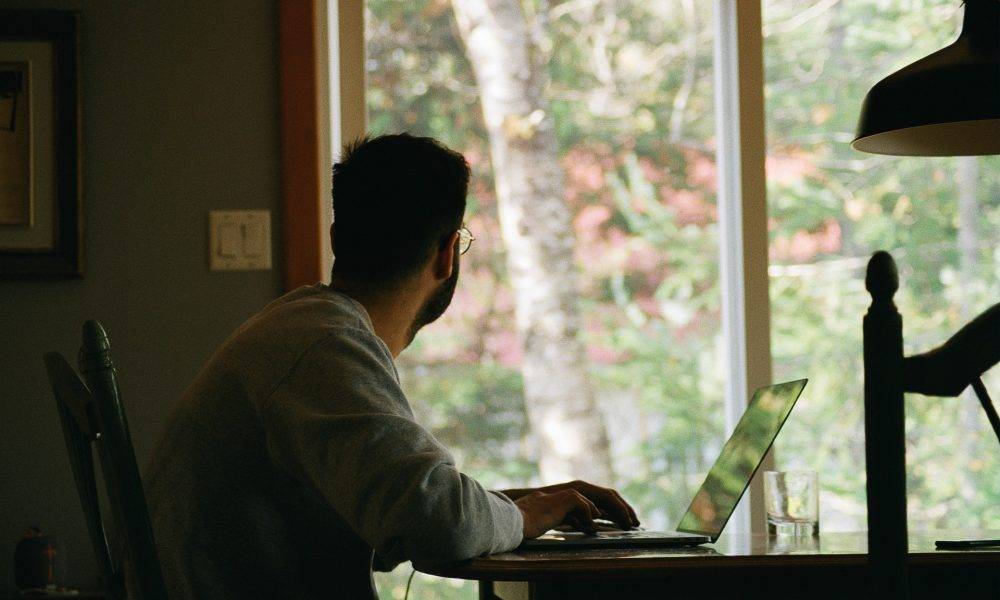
[364,1,749,597]
[764,0,1000,532]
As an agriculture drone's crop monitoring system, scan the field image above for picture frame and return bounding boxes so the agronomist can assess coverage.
[0,11,81,278]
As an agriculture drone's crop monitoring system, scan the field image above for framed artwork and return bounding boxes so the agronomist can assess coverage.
[0,11,81,278]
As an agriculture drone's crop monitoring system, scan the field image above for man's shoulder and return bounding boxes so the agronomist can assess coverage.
[246,288,408,416]
[256,284,372,334]
[193,285,387,398]
[228,285,378,353]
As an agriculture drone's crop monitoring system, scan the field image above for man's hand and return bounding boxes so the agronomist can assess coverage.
[506,480,640,538]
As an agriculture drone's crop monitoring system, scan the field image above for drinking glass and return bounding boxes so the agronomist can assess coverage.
[764,470,819,536]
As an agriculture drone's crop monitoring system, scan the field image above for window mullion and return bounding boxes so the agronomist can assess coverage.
[326,0,367,281]
[713,0,773,540]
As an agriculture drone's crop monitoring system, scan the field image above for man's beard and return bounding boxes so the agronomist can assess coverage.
[408,258,459,343]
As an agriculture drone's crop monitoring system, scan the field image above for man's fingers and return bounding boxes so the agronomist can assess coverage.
[565,515,583,531]
[581,493,602,524]
[613,490,640,526]
[607,490,639,527]
[593,490,633,528]
[568,510,596,534]
[561,490,598,533]
[542,481,641,530]
[565,480,640,528]
[579,485,637,528]
[577,491,598,516]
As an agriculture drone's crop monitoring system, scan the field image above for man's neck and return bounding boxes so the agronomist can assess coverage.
[328,279,423,358]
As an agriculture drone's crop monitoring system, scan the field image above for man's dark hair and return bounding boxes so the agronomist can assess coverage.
[331,133,469,287]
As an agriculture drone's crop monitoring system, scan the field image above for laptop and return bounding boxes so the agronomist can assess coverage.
[520,379,808,549]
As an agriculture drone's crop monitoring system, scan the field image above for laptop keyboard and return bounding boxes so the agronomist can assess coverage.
[598,529,649,537]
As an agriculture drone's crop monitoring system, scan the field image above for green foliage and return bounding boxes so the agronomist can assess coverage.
[399,361,536,488]
[366,1,1000,598]
[763,0,1000,532]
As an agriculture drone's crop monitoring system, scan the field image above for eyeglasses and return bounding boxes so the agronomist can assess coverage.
[458,223,476,255]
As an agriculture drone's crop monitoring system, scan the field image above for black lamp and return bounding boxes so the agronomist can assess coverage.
[852,0,1000,156]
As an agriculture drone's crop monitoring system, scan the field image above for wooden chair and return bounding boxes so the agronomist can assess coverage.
[862,251,1000,598]
[43,320,168,600]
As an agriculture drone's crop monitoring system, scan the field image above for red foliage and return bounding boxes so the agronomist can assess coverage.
[683,149,718,193]
[637,156,666,183]
[659,187,716,225]
[624,242,661,273]
[561,144,616,204]
[634,295,662,318]
[587,344,627,364]
[766,152,817,185]
[574,204,613,239]
[770,218,842,262]
[486,329,522,367]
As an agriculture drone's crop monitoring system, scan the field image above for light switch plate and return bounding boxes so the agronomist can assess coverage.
[209,210,272,271]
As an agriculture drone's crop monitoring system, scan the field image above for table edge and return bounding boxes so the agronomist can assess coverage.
[423,551,1000,582]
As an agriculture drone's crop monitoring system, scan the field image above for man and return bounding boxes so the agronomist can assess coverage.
[146,133,638,599]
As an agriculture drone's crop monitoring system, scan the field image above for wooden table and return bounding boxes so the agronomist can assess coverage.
[423,531,1000,599]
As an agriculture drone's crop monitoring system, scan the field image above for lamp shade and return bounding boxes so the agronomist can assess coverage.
[853,0,1000,156]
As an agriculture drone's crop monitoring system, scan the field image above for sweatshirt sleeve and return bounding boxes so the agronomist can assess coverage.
[258,327,523,569]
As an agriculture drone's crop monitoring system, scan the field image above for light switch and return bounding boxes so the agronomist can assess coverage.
[218,223,240,257]
[209,210,272,271]
[242,222,265,256]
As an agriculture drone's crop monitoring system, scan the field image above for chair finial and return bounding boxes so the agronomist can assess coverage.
[866,251,898,303]
[81,321,110,352]
[79,320,112,373]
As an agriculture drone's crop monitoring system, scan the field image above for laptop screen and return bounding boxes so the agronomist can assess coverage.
[676,379,808,541]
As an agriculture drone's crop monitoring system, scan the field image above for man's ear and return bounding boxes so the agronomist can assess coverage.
[432,231,459,281]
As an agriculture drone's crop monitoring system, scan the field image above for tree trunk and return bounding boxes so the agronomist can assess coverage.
[451,0,614,485]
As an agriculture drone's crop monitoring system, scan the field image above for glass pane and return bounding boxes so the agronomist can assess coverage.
[365,1,721,597]
[764,0,1000,533]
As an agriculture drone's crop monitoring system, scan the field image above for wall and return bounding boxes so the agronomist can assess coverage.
[0,0,283,591]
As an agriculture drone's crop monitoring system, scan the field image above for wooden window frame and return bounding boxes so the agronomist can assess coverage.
[713,0,772,538]
[279,0,365,289]
[279,0,324,289]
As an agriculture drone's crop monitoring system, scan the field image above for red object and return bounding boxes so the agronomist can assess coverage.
[13,526,65,590]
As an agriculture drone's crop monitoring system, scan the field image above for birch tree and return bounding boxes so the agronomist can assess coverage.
[450,0,614,484]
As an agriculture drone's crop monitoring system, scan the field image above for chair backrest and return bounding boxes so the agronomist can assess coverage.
[44,320,167,600]
[862,251,999,597]
[861,251,907,597]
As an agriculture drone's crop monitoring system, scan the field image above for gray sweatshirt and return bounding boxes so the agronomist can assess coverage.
[145,284,523,599]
